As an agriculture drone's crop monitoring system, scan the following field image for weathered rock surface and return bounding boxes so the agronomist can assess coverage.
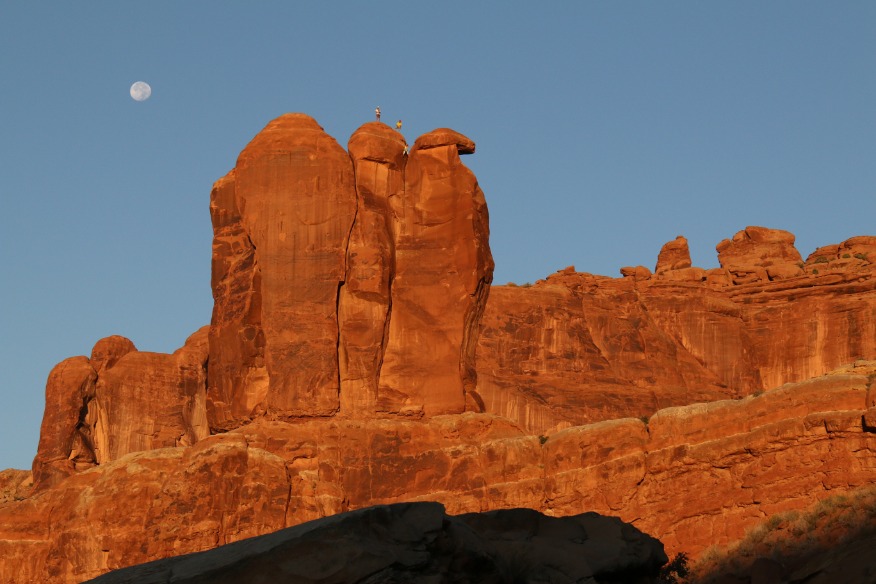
[655,235,692,273]
[716,226,803,283]
[8,113,876,583]
[30,328,210,492]
[84,502,667,584]
[379,128,493,416]
[208,116,493,425]
[338,122,405,415]
[207,114,358,427]
[0,469,31,504]
[4,370,875,582]
[476,231,875,434]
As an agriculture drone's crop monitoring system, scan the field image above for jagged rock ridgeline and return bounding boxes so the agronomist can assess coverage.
[477,228,876,433]
[83,502,668,584]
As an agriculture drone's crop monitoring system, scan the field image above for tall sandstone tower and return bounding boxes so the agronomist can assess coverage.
[207,114,493,429]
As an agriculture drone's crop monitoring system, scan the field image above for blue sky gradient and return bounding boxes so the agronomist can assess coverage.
[1,2,874,469]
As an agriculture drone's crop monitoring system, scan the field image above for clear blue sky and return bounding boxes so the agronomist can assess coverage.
[1,2,874,470]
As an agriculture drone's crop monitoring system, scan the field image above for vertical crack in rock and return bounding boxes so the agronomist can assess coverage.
[340,123,406,415]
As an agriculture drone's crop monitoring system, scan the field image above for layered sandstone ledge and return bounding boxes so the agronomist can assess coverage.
[478,230,875,433]
[2,368,874,582]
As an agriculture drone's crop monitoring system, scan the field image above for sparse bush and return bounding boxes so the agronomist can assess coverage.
[813,256,829,264]
[812,268,819,275]
[842,253,851,259]
[660,552,690,583]
[521,282,533,288]
[538,435,548,445]
[854,252,869,261]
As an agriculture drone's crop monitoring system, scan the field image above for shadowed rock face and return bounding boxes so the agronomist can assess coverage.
[83,503,667,584]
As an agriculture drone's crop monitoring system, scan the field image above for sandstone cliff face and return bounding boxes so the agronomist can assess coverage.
[4,370,874,582]
[379,129,493,416]
[207,114,359,427]
[31,328,209,492]
[338,122,403,415]
[476,228,875,434]
[10,114,876,582]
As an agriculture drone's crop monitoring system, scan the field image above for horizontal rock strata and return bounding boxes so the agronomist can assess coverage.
[3,370,874,582]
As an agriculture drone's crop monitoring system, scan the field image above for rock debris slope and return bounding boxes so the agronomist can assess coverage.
[1,113,874,583]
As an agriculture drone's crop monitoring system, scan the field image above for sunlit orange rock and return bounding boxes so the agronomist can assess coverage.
[31,330,210,493]
[338,122,405,415]
[207,114,358,428]
[4,371,875,582]
[9,113,876,583]
[716,225,803,283]
[655,235,692,273]
[378,128,493,416]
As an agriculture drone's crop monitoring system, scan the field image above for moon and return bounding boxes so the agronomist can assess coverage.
[130,81,152,102]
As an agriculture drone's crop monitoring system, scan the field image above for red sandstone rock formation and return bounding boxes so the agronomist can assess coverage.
[338,122,404,415]
[475,230,875,434]
[378,128,493,416]
[31,328,210,492]
[207,114,358,427]
[655,235,692,273]
[208,116,492,426]
[6,113,876,582]
[716,226,803,283]
[4,369,874,582]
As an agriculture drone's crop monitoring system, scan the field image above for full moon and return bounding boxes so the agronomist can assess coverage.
[130,81,152,102]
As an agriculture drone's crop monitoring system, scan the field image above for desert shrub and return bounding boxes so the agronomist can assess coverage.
[842,253,851,259]
[813,256,829,264]
[659,552,690,583]
[854,252,869,261]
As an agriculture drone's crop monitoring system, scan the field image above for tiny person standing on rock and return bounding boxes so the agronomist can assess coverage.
[396,120,402,130]
[375,106,381,121]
